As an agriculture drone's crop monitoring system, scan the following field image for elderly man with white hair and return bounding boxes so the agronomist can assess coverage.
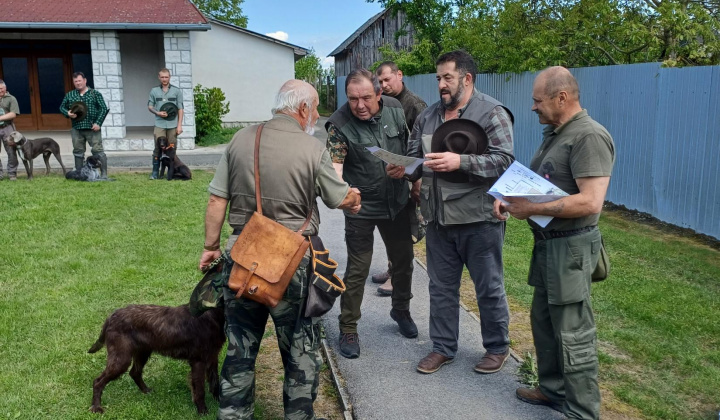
[199,79,360,420]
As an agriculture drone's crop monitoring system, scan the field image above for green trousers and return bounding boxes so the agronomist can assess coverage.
[528,228,602,420]
[218,257,322,420]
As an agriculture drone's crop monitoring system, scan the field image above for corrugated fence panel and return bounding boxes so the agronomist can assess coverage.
[335,63,720,239]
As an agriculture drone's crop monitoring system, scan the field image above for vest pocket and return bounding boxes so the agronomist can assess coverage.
[356,184,382,200]
[438,185,486,225]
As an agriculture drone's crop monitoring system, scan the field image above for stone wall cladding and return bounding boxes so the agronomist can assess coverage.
[164,31,196,149]
[91,30,128,150]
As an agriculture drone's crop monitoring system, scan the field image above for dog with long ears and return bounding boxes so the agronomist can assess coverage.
[158,136,192,181]
[5,131,67,179]
[88,304,225,414]
[65,156,102,181]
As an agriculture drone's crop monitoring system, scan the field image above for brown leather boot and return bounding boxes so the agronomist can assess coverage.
[377,277,393,295]
[474,350,510,374]
[371,270,391,284]
[516,387,563,413]
[417,352,453,374]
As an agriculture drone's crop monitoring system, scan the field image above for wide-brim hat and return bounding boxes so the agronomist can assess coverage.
[430,119,489,183]
[159,102,179,121]
[70,101,88,122]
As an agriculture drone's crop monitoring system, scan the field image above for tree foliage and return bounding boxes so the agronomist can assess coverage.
[368,0,720,72]
[193,0,248,27]
[193,84,230,138]
[295,50,323,86]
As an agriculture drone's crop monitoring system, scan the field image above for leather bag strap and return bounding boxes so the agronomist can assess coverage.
[253,123,313,234]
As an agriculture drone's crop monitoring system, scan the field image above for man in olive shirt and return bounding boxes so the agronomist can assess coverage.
[148,68,184,179]
[0,79,21,180]
[199,80,360,420]
[60,72,110,177]
[372,61,428,295]
[326,68,417,359]
[495,67,615,420]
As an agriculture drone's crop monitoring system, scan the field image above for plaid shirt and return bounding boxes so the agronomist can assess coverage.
[60,88,109,130]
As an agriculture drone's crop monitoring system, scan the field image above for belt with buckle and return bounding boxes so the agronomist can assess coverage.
[532,226,597,242]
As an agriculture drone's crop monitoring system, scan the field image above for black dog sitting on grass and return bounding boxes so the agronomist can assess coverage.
[158,136,192,181]
[65,156,104,182]
[88,305,225,414]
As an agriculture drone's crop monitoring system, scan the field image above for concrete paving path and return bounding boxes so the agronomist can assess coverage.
[317,205,564,420]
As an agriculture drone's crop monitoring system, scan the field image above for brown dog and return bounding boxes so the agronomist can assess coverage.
[88,304,225,414]
[158,136,192,181]
[6,131,67,180]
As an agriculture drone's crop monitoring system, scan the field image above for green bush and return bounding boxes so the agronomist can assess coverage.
[194,84,230,138]
[196,126,242,147]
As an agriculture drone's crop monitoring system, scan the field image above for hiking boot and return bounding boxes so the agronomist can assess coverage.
[516,387,564,413]
[474,350,510,374]
[371,270,391,284]
[339,333,360,359]
[417,352,453,374]
[150,158,159,180]
[377,278,393,296]
[390,308,418,338]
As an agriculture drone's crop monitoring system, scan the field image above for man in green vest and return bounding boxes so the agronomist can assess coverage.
[148,68,184,180]
[0,79,21,180]
[496,66,615,420]
[372,61,428,296]
[326,68,417,359]
[200,79,361,419]
[387,51,514,375]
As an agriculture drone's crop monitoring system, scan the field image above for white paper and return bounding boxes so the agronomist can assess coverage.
[488,161,569,228]
[365,146,426,175]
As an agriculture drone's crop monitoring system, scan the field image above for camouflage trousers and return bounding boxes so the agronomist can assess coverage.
[218,257,322,420]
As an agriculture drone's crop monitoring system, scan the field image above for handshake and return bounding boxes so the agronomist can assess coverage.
[339,187,362,214]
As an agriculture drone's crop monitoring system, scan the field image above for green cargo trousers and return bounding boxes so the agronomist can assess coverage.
[528,228,602,420]
[218,257,322,420]
[339,204,414,334]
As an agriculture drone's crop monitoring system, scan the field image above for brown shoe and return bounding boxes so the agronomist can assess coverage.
[417,352,453,374]
[371,270,391,284]
[474,350,510,374]
[377,278,393,295]
[516,387,563,413]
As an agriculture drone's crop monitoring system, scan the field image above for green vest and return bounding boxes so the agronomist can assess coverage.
[326,96,409,219]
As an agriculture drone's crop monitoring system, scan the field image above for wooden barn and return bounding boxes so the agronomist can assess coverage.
[328,9,416,77]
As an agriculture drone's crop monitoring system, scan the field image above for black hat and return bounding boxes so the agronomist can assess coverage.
[70,101,88,122]
[430,119,489,183]
[159,102,179,121]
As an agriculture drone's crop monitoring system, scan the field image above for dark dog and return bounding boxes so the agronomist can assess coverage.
[88,305,225,414]
[158,136,192,181]
[65,156,102,181]
[6,131,67,179]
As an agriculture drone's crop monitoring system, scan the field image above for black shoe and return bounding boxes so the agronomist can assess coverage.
[390,309,418,338]
[339,333,360,359]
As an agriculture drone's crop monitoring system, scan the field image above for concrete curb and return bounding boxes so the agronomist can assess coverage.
[320,337,354,420]
[412,257,525,365]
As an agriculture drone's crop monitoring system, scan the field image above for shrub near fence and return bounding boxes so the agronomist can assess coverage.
[338,63,720,239]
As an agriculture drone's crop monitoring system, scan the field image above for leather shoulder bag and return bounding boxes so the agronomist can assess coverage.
[227,124,312,307]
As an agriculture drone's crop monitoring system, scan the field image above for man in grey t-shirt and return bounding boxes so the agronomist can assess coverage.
[148,68,184,179]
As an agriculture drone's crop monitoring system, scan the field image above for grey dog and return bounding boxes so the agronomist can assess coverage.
[6,131,67,180]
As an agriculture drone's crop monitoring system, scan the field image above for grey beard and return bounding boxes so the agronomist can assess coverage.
[305,115,316,136]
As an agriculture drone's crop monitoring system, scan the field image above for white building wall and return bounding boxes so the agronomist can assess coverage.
[164,31,196,150]
[90,30,126,147]
[190,23,296,124]
[119,33,165,128]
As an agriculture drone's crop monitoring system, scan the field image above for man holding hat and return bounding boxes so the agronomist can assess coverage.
[60,72,109,177]
[325,68,417,359]
[148,68,184,179]
[387,50,515,375]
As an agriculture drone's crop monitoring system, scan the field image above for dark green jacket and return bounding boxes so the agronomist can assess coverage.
[326,96,409,219]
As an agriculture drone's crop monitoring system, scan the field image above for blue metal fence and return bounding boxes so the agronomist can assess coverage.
[337,63,720,239]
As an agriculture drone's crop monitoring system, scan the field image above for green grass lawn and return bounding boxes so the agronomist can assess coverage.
[442,213,720,420]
